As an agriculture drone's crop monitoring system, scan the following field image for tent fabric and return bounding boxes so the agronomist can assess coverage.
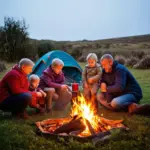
[31,50,82,84]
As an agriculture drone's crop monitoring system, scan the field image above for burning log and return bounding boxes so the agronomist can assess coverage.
[69,129,84,136]
[100,117,123,125]
[54,117,86,134]
[85,119,96,135]
[98,125,107,132]
[36,118,71,133]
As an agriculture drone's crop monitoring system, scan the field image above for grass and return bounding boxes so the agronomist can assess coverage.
[0,62,150,150]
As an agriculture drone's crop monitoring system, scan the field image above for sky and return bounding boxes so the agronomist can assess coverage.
[0,0,150,41]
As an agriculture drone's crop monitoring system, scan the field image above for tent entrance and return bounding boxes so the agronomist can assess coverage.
[63,67,82,85]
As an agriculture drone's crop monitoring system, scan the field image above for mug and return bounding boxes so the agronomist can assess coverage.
[72,83,79,92]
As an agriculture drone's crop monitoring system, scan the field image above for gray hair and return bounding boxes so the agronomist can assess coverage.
[18,58,34,68]
[100,54,114,62]
[29,74,40,81]
[86,53,98,62]
[51,58,64,67]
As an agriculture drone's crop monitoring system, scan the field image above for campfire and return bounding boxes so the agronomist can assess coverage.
[36,94,127,138]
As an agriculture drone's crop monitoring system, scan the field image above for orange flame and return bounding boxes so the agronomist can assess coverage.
[71,94,100,136]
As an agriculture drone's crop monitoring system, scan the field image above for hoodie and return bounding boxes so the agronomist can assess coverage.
[100,61,143,101]
[0,65,31,103]
[39,66,65,89]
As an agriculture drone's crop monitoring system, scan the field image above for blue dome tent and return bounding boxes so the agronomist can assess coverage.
[31,50,82,84]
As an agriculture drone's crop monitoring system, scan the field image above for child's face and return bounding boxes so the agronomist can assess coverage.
[52,65,63,74]
[88,59,96,67]
[30,79,40,89]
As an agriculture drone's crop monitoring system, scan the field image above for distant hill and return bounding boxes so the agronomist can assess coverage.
[90,34,150,43]
[31,34,150,61]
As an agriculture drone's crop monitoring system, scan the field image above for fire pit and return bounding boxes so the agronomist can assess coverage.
[36,94,128,141]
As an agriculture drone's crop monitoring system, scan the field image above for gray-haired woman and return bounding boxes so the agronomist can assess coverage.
[39,58,72,113]
[0,58,35,119]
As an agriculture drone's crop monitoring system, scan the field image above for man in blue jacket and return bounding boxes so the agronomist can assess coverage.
[97,54,143,111]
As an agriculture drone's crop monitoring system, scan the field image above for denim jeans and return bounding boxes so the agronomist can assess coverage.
[0,93,32,114]
[97,93,138,110]
[111,94,138,109]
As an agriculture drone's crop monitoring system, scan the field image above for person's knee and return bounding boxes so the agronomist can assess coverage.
[68,91,72,97]
[111,99,121,109]
[53,93,59,100]
[45,88,55,94]
[22,93,32,100]
[20,93,32,104]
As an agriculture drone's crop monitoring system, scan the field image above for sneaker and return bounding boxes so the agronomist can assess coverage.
[128,103,139,114]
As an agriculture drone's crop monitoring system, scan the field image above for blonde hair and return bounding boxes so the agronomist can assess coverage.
[51,58,64,67]
[29,74,40,82]
[86,53,98,62]
[19,58,34,68]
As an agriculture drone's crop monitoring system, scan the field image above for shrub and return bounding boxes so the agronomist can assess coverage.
[0,61,6,72]
[78,56,86,62]
[37,41,56,57]
[95,51,102,60]
[0,17,29,61]
[114,55,126,65]
[133,55,150,69]
[103,43,110,48]
[131,51,145,59]
[125,57,139,67]
[71,49,82,59]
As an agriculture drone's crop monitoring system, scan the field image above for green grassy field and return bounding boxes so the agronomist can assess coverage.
[0,63,150,150]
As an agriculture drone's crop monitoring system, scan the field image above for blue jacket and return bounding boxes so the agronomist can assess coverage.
[101,61,143,101]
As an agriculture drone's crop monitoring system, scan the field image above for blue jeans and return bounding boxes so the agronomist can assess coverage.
[111,94,138,109]
[97,93,138,110]
[0,93,32,114]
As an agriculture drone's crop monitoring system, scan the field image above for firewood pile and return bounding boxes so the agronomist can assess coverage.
[35,115,128,139]
[35,94,129,142]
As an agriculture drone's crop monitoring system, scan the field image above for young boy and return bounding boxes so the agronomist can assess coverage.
[82,53,102,113]
[29,74,46,113]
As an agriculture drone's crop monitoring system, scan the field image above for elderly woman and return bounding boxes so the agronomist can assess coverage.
[0,58,36,119]
[39,58,72,113]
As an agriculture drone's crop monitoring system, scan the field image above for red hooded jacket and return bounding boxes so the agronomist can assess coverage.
[0,65,35,103]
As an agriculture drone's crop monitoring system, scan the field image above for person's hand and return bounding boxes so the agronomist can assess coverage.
[61,84,68,90]
[39,90,47,98]
[88,78,93,84]
[36,92,43,97]
[101,83,107,92]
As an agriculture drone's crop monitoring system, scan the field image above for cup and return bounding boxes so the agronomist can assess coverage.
[72,83,79,92]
